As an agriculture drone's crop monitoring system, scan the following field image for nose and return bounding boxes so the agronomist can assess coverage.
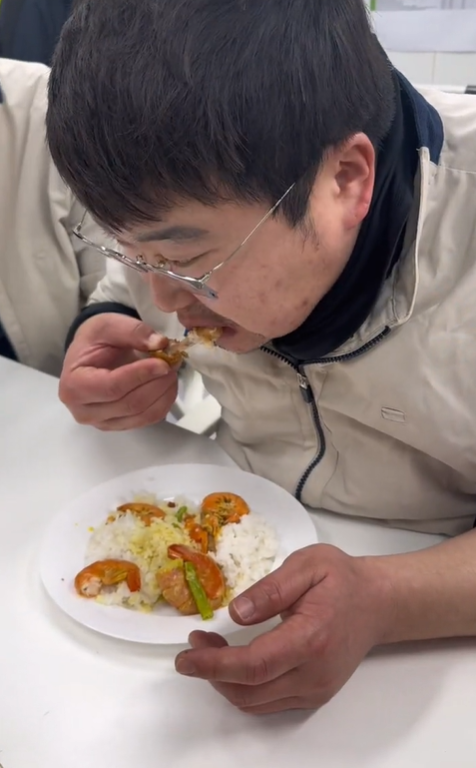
[148,274,199,313]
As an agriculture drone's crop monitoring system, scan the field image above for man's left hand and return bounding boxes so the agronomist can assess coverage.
[175,544,394,714]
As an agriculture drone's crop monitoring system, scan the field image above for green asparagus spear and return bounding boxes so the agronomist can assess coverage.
[184,561,214,620]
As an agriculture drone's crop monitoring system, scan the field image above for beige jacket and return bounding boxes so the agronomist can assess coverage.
[0,58,105,375]
[89,86,476,537]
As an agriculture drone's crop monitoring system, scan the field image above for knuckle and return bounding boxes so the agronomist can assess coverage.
[58,378,75,405]
[245,655,270,686]
[130,319,153,344]
[310,625,332,657]
[98,313,121,337]
[260,577,286,611]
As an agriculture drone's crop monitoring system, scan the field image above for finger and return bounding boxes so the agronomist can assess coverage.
[209,668,302,709]
[189,631,229,650]
[74,372,177,423]
[83,314,169,354]
[95,385,178,430]
[175,613,313,685]
[61,357,172,405]
[239,697,307,716]
[96,408,170,431]
[229,547,322,625]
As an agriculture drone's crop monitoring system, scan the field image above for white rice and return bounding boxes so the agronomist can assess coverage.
[82,494,279,611]
[213,514,279,597]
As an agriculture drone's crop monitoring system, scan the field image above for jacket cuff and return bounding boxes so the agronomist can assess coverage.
[65,302,141,350]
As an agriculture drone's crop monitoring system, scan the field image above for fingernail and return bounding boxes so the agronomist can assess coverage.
[147,333,163,350]
[232,597,255,621]
[176,656,196,676]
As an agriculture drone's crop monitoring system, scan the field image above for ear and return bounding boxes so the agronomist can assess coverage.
[332,133,375,230]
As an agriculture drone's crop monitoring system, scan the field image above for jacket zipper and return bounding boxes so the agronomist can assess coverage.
[261,327,391,502]
[309,326,391,365]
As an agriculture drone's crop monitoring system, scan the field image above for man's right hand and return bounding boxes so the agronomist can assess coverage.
[59,313,178,430]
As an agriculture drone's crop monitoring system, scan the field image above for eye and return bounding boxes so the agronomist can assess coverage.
[169,255,201,268]
[164,250,212,271]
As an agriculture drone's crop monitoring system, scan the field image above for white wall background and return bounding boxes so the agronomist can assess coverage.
[388,51,476,86]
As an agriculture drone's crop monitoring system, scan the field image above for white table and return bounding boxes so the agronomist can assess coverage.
[1,357,475,768]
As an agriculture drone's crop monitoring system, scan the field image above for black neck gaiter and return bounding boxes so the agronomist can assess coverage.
[272,71,419,362]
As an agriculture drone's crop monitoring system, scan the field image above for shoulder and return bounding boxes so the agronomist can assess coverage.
[0,58,50,111]
[420,87,476,173]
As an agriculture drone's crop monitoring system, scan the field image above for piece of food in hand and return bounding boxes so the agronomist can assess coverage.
[149,327,222,366]
[156,544,225,616]
[200,492,250,550]
[149,338,189,367]
[75,559,141,598]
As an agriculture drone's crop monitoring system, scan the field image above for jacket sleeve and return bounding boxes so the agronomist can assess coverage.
[64,254,142,349]
[86,253,137,309]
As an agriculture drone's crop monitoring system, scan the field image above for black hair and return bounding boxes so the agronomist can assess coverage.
[47,0,395,231]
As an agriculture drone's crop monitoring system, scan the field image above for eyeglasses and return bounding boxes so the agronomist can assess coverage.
[73,183,295,300]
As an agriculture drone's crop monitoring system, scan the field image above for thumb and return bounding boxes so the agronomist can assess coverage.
[229,552,317,625]
[83,312,168,353]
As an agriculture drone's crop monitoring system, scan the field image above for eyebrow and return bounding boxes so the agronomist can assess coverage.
[135,225,209,243]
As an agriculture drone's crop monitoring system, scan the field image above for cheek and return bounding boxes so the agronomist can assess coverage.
[230,280,290,333]
[254,275,316,336]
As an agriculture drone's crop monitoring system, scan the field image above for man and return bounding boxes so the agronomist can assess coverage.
[46,0,476,715]
[0,0,73,66]
[0,57,105,375]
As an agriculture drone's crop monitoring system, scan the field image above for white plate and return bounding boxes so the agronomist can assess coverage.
[40,464,318,644]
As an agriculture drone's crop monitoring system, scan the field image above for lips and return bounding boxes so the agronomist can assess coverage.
[178,315,233,331]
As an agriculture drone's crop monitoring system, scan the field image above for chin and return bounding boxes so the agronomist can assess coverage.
[218,327,267,354]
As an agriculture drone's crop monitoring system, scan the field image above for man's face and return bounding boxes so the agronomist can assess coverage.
[116,136,375,353]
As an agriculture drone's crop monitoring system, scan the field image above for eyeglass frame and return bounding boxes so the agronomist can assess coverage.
[73,183,296,301]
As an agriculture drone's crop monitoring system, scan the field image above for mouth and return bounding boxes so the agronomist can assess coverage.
[178,315,235,331]
[177,316,238,345]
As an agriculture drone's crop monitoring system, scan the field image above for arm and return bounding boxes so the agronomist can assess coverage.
[370,527,476,642]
